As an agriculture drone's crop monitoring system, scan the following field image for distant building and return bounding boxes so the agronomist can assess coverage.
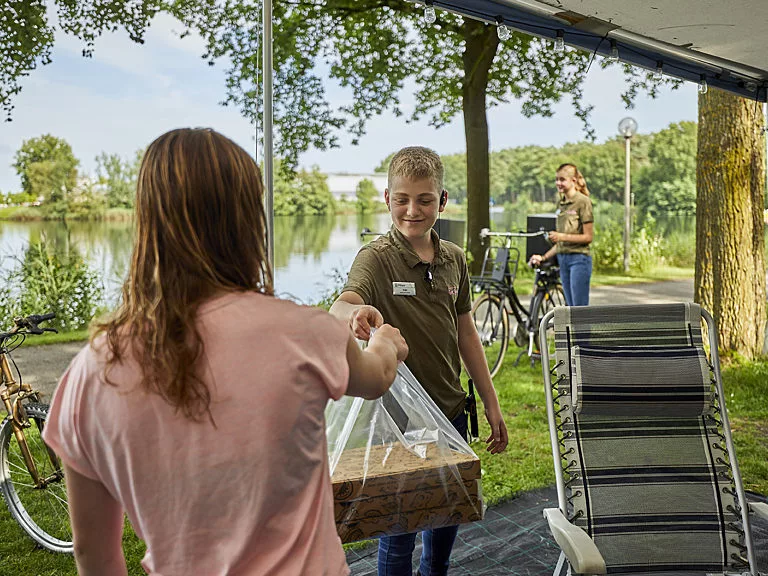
[325,172,387,202]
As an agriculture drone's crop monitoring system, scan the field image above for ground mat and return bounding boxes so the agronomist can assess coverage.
[345,486,768,575]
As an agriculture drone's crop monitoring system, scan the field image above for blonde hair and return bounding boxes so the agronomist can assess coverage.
[557,163,590,196]
[387,146,444,192]
[94,128,274,422]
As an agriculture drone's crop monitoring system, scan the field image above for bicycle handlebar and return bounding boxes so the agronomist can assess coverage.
[479,228,549,240]
[2,312,59,339]
[26,313,55,325]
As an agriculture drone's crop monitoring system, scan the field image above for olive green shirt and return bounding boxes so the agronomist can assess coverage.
[556,192,594,255]
[343,226,472,419]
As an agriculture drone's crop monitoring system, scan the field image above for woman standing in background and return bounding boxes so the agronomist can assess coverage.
[528,163,594,306]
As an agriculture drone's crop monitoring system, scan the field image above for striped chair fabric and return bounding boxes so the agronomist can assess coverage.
[552,303,747,574]
[570,345,713,417]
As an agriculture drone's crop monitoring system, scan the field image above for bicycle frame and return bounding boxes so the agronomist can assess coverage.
[472,228,562,364]
[0,343,57,488]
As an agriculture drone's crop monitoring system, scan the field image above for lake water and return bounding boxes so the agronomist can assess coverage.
[0,209,693,306]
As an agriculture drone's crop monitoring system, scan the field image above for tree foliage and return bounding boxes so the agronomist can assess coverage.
[13,134,78,195]
[426,121,693,214]
[13,134,79,217]
[635,121,697,215]
[273,163,336,216]
[355,178,378,213]
[1,0,161,120]
[96,149,144,208]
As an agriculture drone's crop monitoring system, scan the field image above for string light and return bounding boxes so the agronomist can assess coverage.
[554,30,565,52]
[653,61,663,80]
[496,16,510,41]
[607,39,619,63]
[423,1,436,24]
[698,75,708,94]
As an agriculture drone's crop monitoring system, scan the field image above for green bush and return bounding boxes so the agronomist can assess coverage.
[630,227,664,273]
[15,240,103,331]
[591,219,664,273]
[661,230,696,268]
[591,220,625,272]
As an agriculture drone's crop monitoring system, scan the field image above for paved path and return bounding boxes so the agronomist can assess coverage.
[10,279,695,402]
[591,278,693,305]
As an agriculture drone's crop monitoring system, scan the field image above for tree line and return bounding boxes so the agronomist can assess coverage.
[5,136,388,218]
[7,121,698,220]
[376,121,698,215]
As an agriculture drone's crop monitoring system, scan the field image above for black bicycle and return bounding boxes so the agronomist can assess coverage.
[470,228,566,375]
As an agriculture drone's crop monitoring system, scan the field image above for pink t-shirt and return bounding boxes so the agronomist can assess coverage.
[43,292,351,576]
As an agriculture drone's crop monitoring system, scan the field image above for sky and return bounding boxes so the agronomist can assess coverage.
[0,12,700,194]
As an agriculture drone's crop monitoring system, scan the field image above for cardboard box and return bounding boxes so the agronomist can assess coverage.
[331,443,483,543]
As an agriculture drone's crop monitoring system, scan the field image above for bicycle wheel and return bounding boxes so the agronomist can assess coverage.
[0,402,73,553]
[533,285,567,356]
[471,292,509,378]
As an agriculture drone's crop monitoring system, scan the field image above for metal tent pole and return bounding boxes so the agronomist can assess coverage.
[263,0,274,270]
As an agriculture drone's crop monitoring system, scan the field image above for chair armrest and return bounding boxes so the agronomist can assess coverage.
[750,501,768,521]
[543,508,607,575]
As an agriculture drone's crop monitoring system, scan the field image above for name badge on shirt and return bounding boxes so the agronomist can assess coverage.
[393,282,416,296]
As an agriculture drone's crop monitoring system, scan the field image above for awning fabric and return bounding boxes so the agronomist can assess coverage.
[413,0,768,102]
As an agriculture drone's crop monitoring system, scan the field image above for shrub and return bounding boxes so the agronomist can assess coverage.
[15,239,103,331]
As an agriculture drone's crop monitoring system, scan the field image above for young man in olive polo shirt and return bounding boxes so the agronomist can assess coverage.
[330,146,508,576]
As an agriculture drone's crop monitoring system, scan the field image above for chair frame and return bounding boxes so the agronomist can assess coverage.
[539,306,760,576]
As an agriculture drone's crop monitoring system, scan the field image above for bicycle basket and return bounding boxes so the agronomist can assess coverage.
[477,245,518,284]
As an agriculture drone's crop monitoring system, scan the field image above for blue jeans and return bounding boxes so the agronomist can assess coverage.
[558,253,592,306]
[377,412,468,576]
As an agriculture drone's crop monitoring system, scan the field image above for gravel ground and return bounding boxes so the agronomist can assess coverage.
[9,279,695,400]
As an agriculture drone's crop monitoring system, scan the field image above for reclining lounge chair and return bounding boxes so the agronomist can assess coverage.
[539,303,768,575]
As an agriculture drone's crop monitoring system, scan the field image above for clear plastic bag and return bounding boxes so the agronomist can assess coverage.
[326,362,484,543]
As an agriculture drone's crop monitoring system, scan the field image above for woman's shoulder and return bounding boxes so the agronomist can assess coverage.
[206,291,344,329]
[574,191,593,205]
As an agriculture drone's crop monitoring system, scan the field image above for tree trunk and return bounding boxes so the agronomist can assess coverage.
[462,20,497,274]
[696,88,766,358]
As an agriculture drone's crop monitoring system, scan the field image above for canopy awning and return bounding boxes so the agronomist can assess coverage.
[413,0,768,101]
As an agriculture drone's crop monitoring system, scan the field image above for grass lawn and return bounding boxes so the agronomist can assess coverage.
[510,264,692,295]
[1,354,766,575]
[19,330,90,347]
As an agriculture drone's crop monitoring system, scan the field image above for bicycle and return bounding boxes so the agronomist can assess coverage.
[470,228,566,375]
[0,313,72,553]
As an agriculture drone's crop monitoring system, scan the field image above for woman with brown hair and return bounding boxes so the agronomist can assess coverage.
[42,128,407,576]
[529,163,594,306]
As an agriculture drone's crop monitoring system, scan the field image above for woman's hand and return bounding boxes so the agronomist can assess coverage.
[370,323,409,362]
[528,254,544,267]
[548,231,562,243]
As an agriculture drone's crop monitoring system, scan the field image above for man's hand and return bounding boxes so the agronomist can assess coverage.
[370,324,409,362]
[548,231,562,243]
[528,254,544,267]
[484,406,508,454]
[350,305,384,340]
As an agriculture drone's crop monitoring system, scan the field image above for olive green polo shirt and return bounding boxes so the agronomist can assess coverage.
[343,225,472,420]
[556,192,594,255]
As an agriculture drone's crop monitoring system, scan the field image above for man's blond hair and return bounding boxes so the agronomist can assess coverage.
[387,146,444,192]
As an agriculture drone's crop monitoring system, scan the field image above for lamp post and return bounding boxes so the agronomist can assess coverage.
[618,117,638,273]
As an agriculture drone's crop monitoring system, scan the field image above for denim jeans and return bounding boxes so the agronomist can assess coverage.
[377,411,469,576]
[558,253,592,306]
